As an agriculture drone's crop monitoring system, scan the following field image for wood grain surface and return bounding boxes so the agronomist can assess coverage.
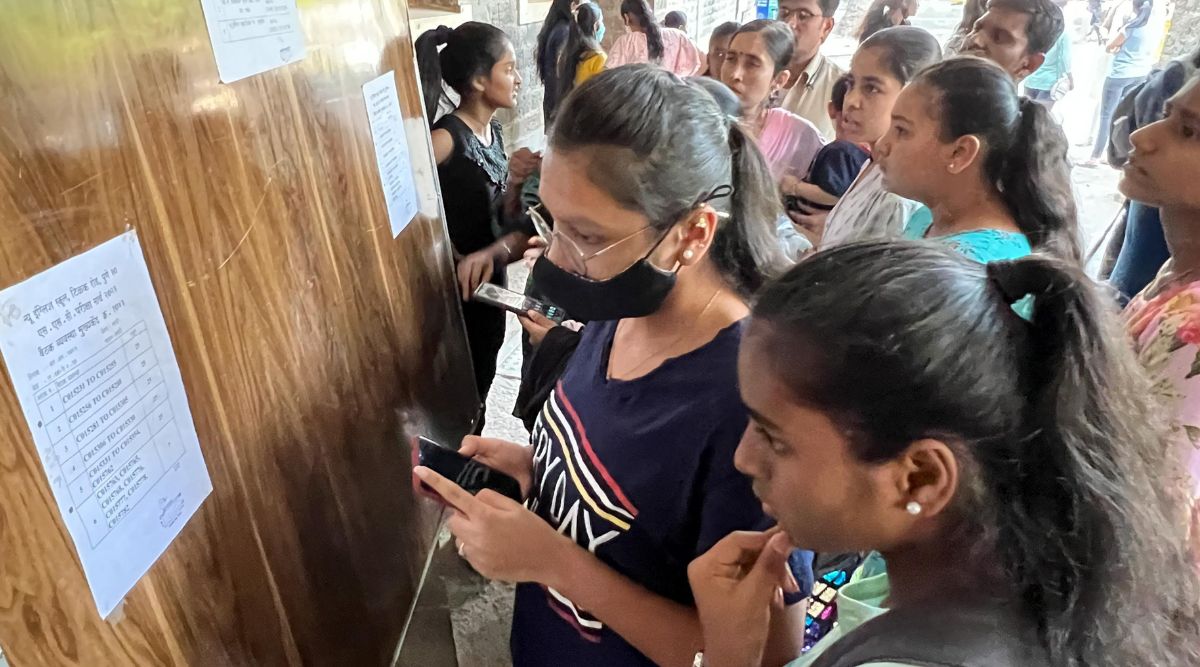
[0,1,477,664]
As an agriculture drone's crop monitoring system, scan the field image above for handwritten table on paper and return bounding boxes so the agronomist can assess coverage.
[363,71,420,237]
[0,230,211,618]
[199,0,307,83]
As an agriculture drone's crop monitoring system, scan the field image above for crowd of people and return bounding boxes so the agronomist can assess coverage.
[411,1,1200,665]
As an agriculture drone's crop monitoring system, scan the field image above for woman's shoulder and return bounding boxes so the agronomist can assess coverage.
[941,229,1031,264]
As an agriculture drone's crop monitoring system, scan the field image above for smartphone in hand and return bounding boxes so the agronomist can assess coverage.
[414,436,523,504]
[472,283,566,323]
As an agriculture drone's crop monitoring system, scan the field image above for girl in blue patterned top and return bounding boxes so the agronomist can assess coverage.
[875,56,1080,264]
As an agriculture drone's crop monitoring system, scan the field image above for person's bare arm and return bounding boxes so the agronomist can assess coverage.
[549,545,706,666]
[431,128,454,164]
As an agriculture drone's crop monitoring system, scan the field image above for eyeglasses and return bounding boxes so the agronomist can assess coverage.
[528,205,659,277]
[778,7,825,22]
[528,185,734,278]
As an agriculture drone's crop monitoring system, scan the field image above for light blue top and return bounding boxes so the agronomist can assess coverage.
[903,206,1032,263]
[1024,32,1072,91]
[1111,1,1168,79]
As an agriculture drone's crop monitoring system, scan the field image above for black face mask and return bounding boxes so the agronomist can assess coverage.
[531,241,678,322]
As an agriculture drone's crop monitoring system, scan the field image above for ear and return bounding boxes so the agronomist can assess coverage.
[471,74,487,94]
[891,438,959,520]
[820,17,836,41]
[827,100,838,121]
[946,134,983,175]
[674,207,721,267]
[1017,52,1046,80]
[773,69,792,92]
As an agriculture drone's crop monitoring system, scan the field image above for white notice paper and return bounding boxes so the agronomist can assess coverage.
[0,230,212,618]
[363,72,420,237]
[199,0,307,83]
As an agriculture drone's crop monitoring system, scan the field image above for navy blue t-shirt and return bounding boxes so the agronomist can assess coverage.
[511,319,814,666]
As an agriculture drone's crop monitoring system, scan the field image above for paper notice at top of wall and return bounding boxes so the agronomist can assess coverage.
[199,0,307,83]
[363,72,420,238]
[0,230,212,618]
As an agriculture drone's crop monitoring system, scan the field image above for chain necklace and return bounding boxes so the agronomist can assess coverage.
[608,288,723,380]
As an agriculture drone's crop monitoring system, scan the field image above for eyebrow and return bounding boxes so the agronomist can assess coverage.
[1178,106,1200,124]
[747,407,782,431]
[892,112,913,124]
[861,75,886,87]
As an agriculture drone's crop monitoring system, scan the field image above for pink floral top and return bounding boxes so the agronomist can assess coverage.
[1124,268,1200,552]
[606,27,704,76]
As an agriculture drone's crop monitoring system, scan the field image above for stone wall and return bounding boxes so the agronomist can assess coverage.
[1162,0,1200,62]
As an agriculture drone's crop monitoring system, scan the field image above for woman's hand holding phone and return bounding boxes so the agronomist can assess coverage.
[458,435,534,499]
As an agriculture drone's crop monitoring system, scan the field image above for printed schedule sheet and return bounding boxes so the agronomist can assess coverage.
[0,230,211,618]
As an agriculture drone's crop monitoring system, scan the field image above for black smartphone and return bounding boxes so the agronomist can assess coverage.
[415,436,522,503]
[472,283,566,323]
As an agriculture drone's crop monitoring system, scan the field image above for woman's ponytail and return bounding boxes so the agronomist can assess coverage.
[620,0,664,62]
[717,121,789,296]
[414,23,511,123]
[415,25,453,122]
[983,255,1200,665]
[998,99,1081,263]
[916,58,1080,263]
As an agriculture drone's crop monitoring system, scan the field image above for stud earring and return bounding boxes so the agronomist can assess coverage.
[906,501,922,516]
[683,249,695,261]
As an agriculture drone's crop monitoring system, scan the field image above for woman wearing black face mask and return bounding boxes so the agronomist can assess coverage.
[413,66,807,667]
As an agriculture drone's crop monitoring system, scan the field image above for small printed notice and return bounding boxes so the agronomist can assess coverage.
[363,71,420,237]
[199,0,307,83]
[0,230,212,618]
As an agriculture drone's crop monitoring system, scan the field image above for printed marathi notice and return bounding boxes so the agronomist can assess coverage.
[199,0,307,83]
[0,230,212,618]
[363,71,421,238]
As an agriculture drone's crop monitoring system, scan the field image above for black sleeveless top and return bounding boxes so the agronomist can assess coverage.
[432,114,510,256]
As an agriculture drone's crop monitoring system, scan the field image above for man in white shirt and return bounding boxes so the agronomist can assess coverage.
[778,0,844,139]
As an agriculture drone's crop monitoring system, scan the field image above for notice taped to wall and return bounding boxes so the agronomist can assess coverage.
[199,0,307,83]
[0,230,212,618]
[363,71,420,237]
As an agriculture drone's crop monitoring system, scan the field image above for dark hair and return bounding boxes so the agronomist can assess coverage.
[688,76,742,117]
[664,9,687,29]
[620,0,665,62]
[1123,0,1153,31]
[415,23,510,121]
[986,0,1065,53]
[711,20,741,44]
[817,0,843,15]
[551,66,789,296]
[859,26,942,85]
[753,241,1200,667]
[955,0,989,35]
[830,74,851,112]
[918,57,1079,261]
[536,0,575,82]
[556,3,604,103]
[857,0,907,42]
[731,20,795,74]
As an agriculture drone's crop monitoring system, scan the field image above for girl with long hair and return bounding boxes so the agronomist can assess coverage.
[556,2,607,103]
[414,66,807,667]
[536,0,576,122]
[607,0,703,76]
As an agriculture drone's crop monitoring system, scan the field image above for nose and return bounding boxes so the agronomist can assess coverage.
[515,69,523,85]
[875,131,892,158]
[1129,118,1161,154]
[843,86,862,111]
[733,429,757,477]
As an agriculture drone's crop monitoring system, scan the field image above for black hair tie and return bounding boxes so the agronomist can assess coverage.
[986,259,1034,307]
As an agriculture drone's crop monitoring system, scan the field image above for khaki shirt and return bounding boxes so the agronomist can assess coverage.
[780,53,845,141]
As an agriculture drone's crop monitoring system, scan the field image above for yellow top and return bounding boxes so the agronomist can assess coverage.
[574,52,607,86]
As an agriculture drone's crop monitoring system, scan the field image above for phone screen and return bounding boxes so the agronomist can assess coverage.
[473,284,566,322]
[415,436,522,503]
